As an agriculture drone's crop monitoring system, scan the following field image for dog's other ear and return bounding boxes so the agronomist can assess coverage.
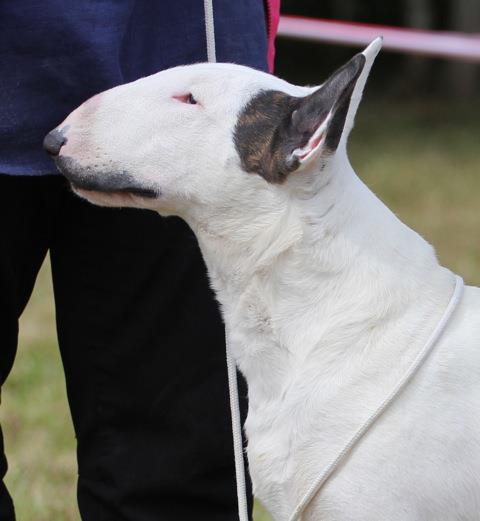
[234,38,382,184]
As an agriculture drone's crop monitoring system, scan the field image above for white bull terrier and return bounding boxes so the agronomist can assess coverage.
[44,39,480,520]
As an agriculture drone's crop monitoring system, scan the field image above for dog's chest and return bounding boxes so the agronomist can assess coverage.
[221,284,303,515]
[222,280,293,394]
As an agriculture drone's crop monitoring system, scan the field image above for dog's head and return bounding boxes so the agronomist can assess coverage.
[45,39,382,225]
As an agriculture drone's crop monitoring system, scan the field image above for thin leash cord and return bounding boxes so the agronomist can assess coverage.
[226,351,250,521]
[203,2,249,521]
[288,274,464,521]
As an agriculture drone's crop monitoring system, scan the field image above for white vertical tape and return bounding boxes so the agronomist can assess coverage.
[203,0,217,63]
[203,1,249,520]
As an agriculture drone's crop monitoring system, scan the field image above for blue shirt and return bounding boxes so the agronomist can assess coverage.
[0,0,268,175]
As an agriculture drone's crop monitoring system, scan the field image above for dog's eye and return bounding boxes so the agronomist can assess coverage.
[173,93,198,105]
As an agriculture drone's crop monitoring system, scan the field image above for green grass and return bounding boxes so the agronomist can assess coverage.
[1,260,78,521]
[1,101,479,521]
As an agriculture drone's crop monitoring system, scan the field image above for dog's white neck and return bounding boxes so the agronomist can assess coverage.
[188,154,455,507]
[192,152,453,378]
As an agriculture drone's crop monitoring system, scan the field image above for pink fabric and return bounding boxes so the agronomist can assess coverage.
[264,0,281,72]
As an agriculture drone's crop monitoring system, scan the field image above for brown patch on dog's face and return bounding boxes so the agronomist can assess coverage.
[233,90,302,184]
[234,53,366,184]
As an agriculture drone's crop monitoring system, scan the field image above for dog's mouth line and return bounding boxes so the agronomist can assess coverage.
[53,157,159,199]
[70,183,158,199]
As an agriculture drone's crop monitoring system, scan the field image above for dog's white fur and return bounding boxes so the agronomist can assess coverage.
[53,40,480,520]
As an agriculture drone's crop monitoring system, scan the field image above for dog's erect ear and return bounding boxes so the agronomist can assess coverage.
[234,38,382,184]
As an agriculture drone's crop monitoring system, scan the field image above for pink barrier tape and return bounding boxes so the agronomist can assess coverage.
[278,16,480,62]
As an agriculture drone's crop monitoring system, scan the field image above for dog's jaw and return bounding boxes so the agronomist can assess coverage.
[70,185,158,208]
[54,154,161,209]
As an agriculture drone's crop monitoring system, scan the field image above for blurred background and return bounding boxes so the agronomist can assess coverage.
[1,1,479,520]
[278,0,479,97]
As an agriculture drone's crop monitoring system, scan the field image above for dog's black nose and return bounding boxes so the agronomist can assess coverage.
[43,129,66,156]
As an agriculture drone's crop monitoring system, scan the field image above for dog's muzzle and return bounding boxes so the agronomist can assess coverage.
[43,128,158,199]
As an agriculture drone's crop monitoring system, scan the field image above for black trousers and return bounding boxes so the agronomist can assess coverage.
[0,174,251,520]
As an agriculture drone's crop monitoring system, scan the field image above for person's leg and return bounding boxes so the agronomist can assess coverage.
[50,183,250,521]
[0,174,63,520]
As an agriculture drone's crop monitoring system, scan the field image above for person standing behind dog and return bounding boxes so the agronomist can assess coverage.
[0,1,280,520]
